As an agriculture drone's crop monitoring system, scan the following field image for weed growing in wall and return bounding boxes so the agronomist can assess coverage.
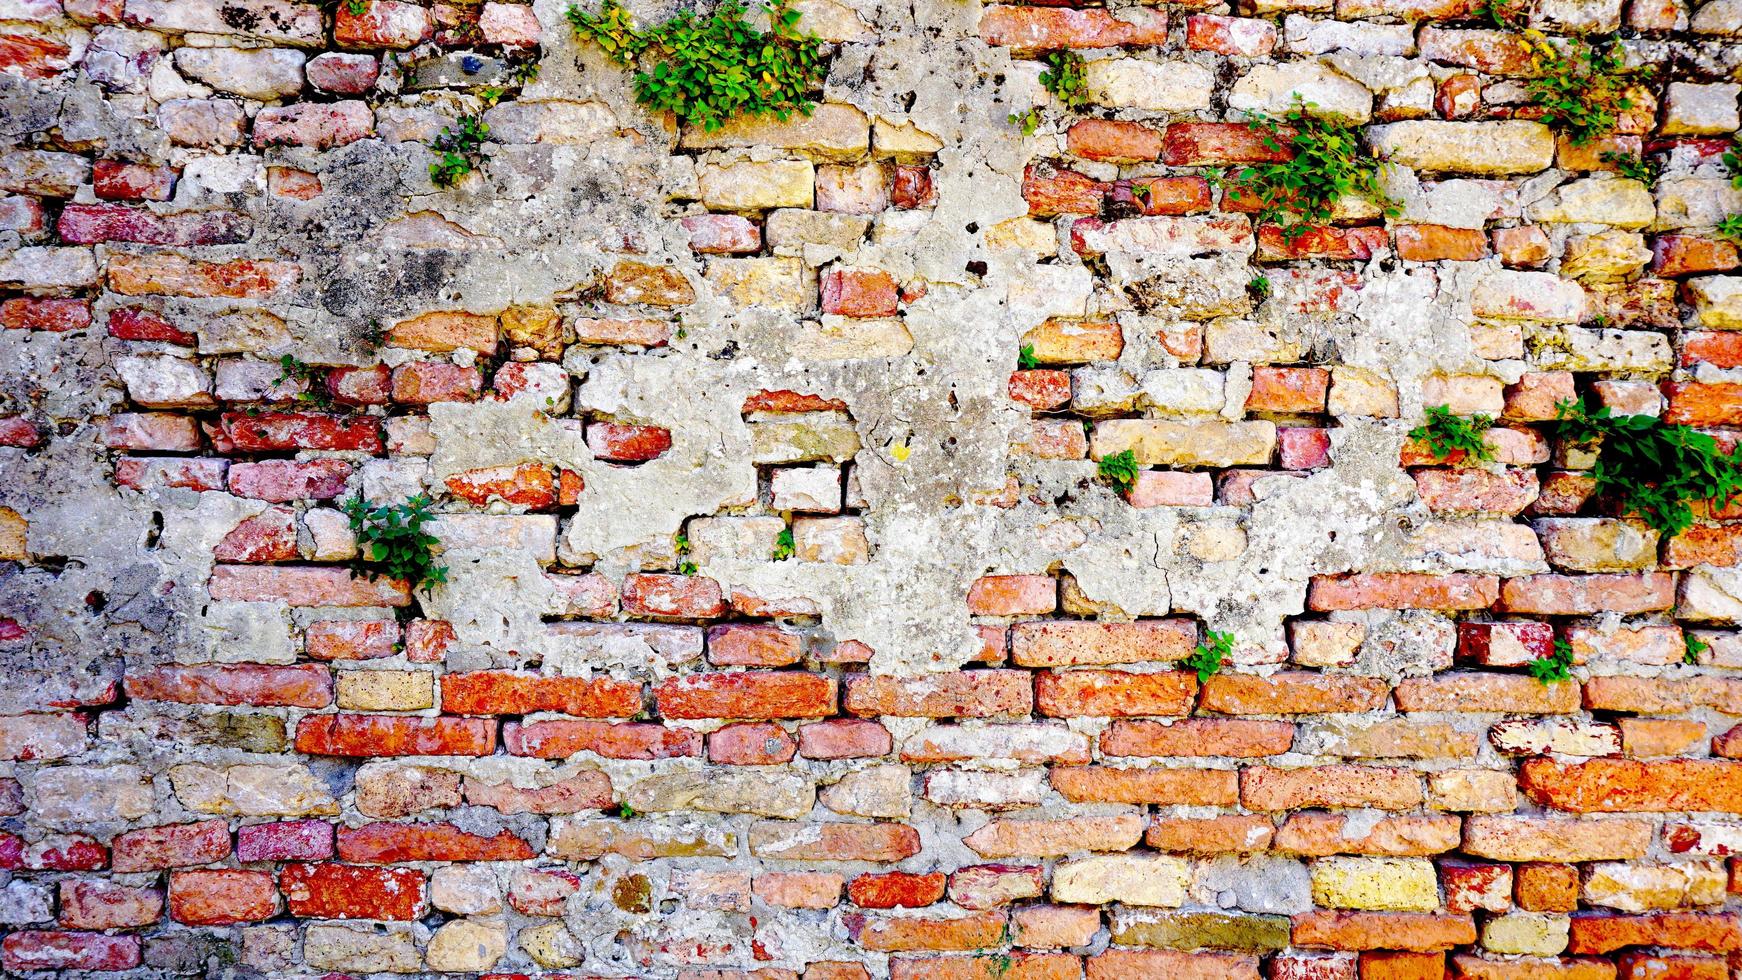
[1017,344,1039,370]
[1555,397,1742,536]
[1234,100,1396,241]
[1409,405,1495,464]
[1600,150,1660,185]
[1685,632,1709,666]
[429,113,492,188]
[568,0,826,131]
[1717,214,1742,242]
[1524,34,1649,146]
[343,494,448,592]
[1039,51,1090,110]
[1529,637,1575,683]
[1183,630,1234,682]
[1097,449,1140,493]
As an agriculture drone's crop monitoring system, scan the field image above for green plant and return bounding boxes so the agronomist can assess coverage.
[568,0,826,132]
[1529,637,1576,683]
[429,113,492,188]
[1248,275,1271,300]
[1097,449,1141,493]
[611,801,636,818]
[1408,405,1495,464]
[275,354,332,408]
[674,532,698,575]
[1008,108,1041,136]
[1600,150,1661,184]
[1234,99,1397,241]
[343,494,447,592]
[772,526,795,561]
[1524,34,1650,147]
[1017,344,1039,371]
[1477,0,1527,28]
[1039,50,1089,110]
[325,0,366,16]
[1182,630,1234,683]
[1718,214,1742,242]
[1555,397,1742,537]
[1685,632,1709,666]
[1725,137,1742,189]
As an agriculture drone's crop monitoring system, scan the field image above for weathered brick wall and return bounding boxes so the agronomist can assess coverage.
[2,0,1742,976]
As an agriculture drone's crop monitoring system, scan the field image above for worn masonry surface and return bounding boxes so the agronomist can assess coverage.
[2,0,1742,976]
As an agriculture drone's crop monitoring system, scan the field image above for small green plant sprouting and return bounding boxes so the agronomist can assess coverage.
[1234,99,1397,242]
[674,532,698,576]
[1717,214,1742,243]
[1182,630,1234,683]
[1017,344,1040,371]
[510,59,542,85]
[1008,108,1041,136]
[342,494,448,592]
[1529,637,1576,683]
[1039,50,1090,110]
[567,0,826,132]
[1555,397,1742,537]
[1408,405,1495,464]
[1725,137,1742,190]
[611,801,636,819]
[1599,150,1661,185]
[1477,0,1527,28]
[1248,275,1272,300]
[1685,632,1710,666]
[772,526,795,561]
[429,113,492,188]
[274,354,332,408]
[1524,34,1651,147]
[1096,449,1141,494]
[325,0,367,16]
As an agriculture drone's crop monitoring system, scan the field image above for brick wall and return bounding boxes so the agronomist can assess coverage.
[0,0,1741,976]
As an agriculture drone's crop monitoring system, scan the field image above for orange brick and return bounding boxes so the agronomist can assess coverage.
[1036,669,1197,717]
[1519,759,1742,814]
[967,575,1057,616]
[1050,766,1237,806]
[1246,367,1330,414]
[1359,952,1443,980]
[1145,815,1275,854]
[1290,911,1475,952]
[1101,718,1294,757]
[1515,863,1581,912]
[1567,912,1742,955]
[1199,672,1387,714]
[1087,949,1258,980]
[1395,674,1579,714]
[845,671,1032,718]
[1240,766,1422,811]
[1011,620,1197,667]
[1308,573,1498,611]
[854,909,1007,952]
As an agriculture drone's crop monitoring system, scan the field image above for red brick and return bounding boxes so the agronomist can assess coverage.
[335,0,432,47]
[709,721,797,765]
[1185,14,1275,56]
[1663,382,1742,426]
[1519,758,1742,814]
[168,869,277,925]
[1102,718,1294,757]
[749,821,922,862]
[622,573,728,619]
[849,871,947,909]
[1011,620,1196,667]
[967,575,1056,616]
[1023,163,1104,216]
[1144,815,1275,855]
[2,932,140,972]
[336,821,534,863]
[441,671,642,717]
[107,306,193,343]
[708,623,804,666]
[0,33,71,80]
[742,390,848,413]
[24,835,105,870]
[1279,427,1332,469]
[227,458,350,502]
[1088,949,1259,980]
[1165,122,1292,166]
[1124,175,1214,215]
[306,619,399,661]
[93,159,175,201]
[1616,952,1729,980]
[1441,861,1515,913]
[683,213,761,253]
[510,868,583,915]
[1655,236,1739,277]
[236,819,333,863]
[125,663,331,708]
[978,5,1168,51]
[1008,370,1072,411]
[1257,224,1386,262]
[465,771,614,814]
[949,865,1046,910]
[504,719,702,759]
[1567,912,1742,954]
[218,411,381,453]
[822,268,899,317]
[1396,673,1578,713]
[1241,765,1422,811]
[116,456,229,492]
[1308,573,1498,610]
[586,422,673,461]
[1496,573,1676,614]
[853,908,1007,952]
[1067,119,1163,163]
[1247,367,1329,413]
[59,880,163,930]
[1395,224,1489,261]
[798,719,892,759]
[391,361,480,404]
[1416,468,1540,516]
[1036,669,1197,717]
[656,672,837,719]
[756,871,845,908]
[0,415,42,447]
[1682,332,1742,368]
[295,714,496,756]
[108,254,300,298]
[280,862,425,920]
[1515,863,1581,912]
[1053,765,1237,806]
[112,820,230,873]
[214,507,297,562]
[1,296,91,331]
[1200,672,1388,714]
[847,670,1032,718]
[1291,911,1476,952]
[58,203,249,246]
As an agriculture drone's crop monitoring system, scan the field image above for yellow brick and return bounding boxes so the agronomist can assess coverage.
[337,671,434,711]
[1311,857,1440,911]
